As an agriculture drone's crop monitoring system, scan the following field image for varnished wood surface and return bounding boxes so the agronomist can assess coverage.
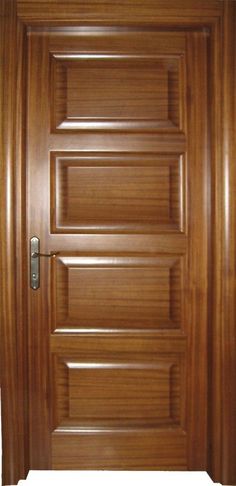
[27,25,209,473]
[17,0,223,22]
[185,31,209,470]
[52,155,182,233]
[52,428,186,470]
[220,3,236,484]
[50,334,187,354]
[52,428,187,470]
[53,255,183,331]
[1,1,235,485]
[0,1,28,484]
[53,354,182,427]
[50,31,184,132]
[53,57,180,131]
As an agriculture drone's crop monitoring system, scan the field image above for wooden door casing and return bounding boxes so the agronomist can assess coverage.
[1,1,236,485]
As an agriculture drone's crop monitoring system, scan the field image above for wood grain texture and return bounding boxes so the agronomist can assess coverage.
[48,132,187,153]
[50,334,187,355]
[17,0,223,22]
[66,61,169,119]
[1,1,235,484]
[52,428,187,470]
[206,5,236,485]
[0,1,28,485]
[27,33,52,469]
[53,355,182,428]
[220,2,236,484]
[207,15,223,484]
[52,55,180,131]
[52,255,183,331]
[185,31,209,470]
[27,27,208,473]
[47,29,186,54]
[51,153,184,233]
[49,31,184,132]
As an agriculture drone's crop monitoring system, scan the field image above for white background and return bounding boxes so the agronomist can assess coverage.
[18,471,219,486]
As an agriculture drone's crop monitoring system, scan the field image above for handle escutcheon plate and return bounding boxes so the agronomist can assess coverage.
[30,236,59,289]
[30,236,40,290]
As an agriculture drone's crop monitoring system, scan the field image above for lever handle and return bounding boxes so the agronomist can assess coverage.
[30,236,59,290]
[31,251,59,258]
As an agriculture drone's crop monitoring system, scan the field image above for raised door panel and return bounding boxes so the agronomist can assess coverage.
[52,56,182,131]
[52,255,184,331]
[49,30,185,132]
[52,351,186,470]
[51,152,185,233]
[53,355,182,428]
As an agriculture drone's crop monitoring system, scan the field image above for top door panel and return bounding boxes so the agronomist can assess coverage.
[49,30,186,132]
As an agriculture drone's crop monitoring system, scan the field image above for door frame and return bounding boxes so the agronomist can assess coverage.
[0,1,235,484]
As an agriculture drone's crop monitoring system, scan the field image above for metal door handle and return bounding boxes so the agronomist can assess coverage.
[31,251,59,258]
[30,236,59,290]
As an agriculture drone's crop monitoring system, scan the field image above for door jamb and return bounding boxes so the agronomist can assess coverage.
[0,1,235,485]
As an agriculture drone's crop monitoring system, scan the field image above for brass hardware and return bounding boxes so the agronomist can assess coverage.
[30,236,59,290]
[31,251,59,258]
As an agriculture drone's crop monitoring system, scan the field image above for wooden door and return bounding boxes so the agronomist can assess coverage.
[26,26,209,470]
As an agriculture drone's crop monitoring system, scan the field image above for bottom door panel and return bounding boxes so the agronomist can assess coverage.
[51,349,186,469]
[52,354,183,428]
